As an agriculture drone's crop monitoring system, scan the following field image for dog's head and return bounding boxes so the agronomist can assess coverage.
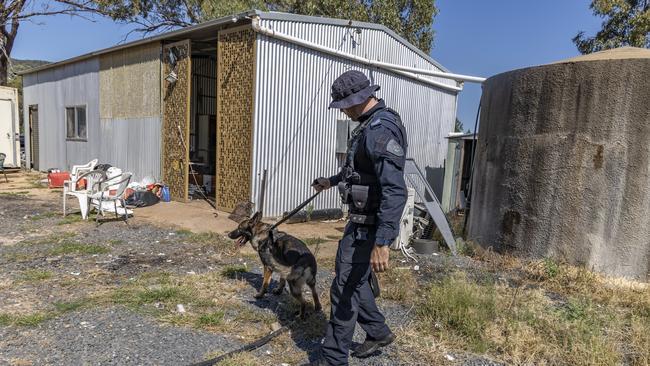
[228,211,264,250]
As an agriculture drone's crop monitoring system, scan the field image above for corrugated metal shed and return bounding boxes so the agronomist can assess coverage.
[21,10,465,216]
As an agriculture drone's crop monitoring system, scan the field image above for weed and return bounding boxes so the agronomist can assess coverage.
[305,204,314,221]
[53,299,88,313]
[19,269,52,282]
[380,268,417,303]
[303,237,327,246]
[221,264,248,278]
[12,313,50,326]
[543,258,560,278]
[326,235,341,240]
[417,272,497,352]
[49,242,109,256]
[28,212,58,221]
[197,311,225,327]
[0,313,10,326]
[108,239,124,245]
[56,213,83,226]
[175,229,193,236]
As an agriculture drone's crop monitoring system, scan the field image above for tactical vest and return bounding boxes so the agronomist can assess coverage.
[338,107,407,224]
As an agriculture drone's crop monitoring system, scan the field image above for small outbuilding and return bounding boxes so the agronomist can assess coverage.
[0,86,20,168]
[21,10,476,216]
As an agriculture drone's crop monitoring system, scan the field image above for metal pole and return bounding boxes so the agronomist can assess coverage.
[258,169,268,216]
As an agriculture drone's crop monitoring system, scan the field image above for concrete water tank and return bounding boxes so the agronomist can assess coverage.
[468,47,650,280]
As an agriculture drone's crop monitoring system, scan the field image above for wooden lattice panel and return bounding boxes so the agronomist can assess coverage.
[162,41,191,201]
[216,27,255,211]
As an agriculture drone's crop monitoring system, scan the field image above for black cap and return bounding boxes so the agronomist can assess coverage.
[329,70,380,109]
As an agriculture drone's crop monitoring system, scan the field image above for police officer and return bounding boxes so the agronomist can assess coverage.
[309,70,408,366]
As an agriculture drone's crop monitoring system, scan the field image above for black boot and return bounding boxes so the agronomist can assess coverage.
[351,332,396,358]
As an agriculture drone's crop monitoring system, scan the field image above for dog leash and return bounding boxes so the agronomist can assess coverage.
[268,191,322,231]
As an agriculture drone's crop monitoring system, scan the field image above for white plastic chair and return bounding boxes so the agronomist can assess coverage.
[90,172,133,223]
[62,159,99,218]
[63,169,106,219]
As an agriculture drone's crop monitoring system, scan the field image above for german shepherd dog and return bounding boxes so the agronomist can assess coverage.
[228,212,321,318]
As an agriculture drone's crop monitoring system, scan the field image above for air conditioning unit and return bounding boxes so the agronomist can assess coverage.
[391,188,415,251]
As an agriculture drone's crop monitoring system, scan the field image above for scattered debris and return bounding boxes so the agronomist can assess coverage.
[445,354,455,361]
[176,304,186,314]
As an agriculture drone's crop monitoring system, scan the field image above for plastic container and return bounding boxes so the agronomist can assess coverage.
[161,186,171,202]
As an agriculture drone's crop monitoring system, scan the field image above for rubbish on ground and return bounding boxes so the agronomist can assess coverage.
[176,304,186,313]
[445,354,455,361]
[413,265,420,271]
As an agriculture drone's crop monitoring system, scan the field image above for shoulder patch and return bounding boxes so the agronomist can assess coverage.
[386,138,404,157]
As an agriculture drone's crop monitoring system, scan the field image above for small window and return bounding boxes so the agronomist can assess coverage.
[66,106,87,140]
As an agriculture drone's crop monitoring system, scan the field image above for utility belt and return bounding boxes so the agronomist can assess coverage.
[338,182,379,225]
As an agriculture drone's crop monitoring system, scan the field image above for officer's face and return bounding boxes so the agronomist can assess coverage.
[341,105,363,121]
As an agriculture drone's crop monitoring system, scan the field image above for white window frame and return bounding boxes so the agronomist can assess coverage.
[65,105,87,141]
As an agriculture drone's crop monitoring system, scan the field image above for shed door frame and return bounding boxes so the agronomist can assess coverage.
[161,40,192,201]
[28,105,39,171]
[215,24,257,212]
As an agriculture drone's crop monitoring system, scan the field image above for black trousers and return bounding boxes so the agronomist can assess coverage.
[321,223,391,365]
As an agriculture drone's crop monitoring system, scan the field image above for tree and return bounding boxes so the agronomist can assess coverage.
[0,1,116,85]
[98,0,439,53]
[574,0,650,54]
[454,118,464,133]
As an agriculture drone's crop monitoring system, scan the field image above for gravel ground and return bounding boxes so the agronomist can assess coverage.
[0,191,503,366]
[0,307,240,365]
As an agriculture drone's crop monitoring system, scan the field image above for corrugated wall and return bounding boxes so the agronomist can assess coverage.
[22,59,101,172]
[99,42,162,181]
[252,20,457,217]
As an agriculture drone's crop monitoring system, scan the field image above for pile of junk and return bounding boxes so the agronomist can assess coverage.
[48,159,170,222]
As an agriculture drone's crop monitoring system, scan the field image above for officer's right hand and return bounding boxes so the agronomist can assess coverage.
[311,177,331,192]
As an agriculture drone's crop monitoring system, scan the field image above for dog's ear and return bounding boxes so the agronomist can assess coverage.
[250,211,262,224]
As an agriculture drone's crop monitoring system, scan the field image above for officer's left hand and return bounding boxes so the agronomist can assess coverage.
[370,245,390,273]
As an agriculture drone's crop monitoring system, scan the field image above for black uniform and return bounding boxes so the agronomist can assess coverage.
[321,99,408,366]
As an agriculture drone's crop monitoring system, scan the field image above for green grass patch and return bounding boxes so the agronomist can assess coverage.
[197,311,225,327]
[53,299,89,313]
[56,213,84,226]
[0,313,10,326]
[108,239,124,245]
[28,211,58,221]
[49,242,109,256]
[418,273,497,353]
[23,232,76,246]
[326,235,341,240]
[11,312,50,326]
[19,269,53,282]
[0,191,29,197]
[175,229,193,236]
[220,264,248,277]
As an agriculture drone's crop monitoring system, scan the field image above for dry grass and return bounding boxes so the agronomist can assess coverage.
[409,254,650,366]
[380,267,417,303]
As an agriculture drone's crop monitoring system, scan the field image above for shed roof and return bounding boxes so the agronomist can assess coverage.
[20,9,448,75]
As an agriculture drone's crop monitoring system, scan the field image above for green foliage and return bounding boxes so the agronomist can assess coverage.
[97,0,439,52]
[575,0,650,54]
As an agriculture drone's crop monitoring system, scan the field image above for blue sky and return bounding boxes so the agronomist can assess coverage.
[12,1,603,130]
